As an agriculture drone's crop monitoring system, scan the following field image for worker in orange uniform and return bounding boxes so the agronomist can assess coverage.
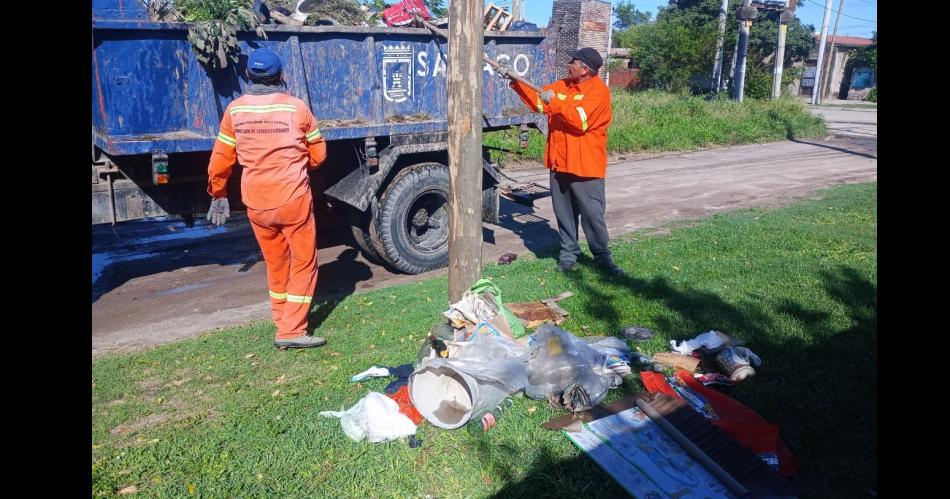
[205,48,329,349]
[499,47,625,276]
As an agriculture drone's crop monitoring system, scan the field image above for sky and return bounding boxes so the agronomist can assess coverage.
[506,0,876,39]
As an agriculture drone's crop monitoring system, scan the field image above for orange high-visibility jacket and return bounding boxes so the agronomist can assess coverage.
[207,92,327,210]
[510,76,612,178]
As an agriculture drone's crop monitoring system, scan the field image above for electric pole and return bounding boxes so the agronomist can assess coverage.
[771,1,795,99]
[711,0,730,92]
[811,0,833,105]
[513,0,520,21]
[446,0,483,302]
[733,0,758,102]
[820,0,845,101]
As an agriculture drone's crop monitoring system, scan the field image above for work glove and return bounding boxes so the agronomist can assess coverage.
[540,89,554,104]
[207,197,230,227]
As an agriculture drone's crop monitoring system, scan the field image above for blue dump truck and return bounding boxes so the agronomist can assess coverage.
[92,0,556,274]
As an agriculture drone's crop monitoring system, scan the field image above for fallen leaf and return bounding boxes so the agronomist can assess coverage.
[272,390,280,397]
[117,485,139,495]
[528,406,537,414]
[155,397,164,404]
[276,375,287,384]
[257,473,264,481]
[368,344,376,349]
[426,297,432,302]
[673,266,682,272]
[245,353,256,359]
[188,483,196,495]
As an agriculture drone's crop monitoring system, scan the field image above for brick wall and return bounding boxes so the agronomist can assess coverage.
[550,0,611,80]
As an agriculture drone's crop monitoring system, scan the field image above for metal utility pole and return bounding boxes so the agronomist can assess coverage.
[446,0,484,302]
[733,0,758,102]
[811,0,833,105]
[771,1,796,99]
[711,0,730,92]
[725,32,739,92]
[820,0,845,100]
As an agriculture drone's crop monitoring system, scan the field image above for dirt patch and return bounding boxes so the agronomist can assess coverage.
[137,377,162,392]
[110,412,177,436]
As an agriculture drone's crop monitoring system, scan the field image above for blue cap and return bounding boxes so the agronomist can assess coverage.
[247,48,282,77]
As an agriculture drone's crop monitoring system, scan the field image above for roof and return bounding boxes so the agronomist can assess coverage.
[812,34,874,47]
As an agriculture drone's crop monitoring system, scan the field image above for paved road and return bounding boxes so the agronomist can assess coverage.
[92,109,877,357]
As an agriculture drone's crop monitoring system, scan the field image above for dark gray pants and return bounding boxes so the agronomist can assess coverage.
[549,171,614,266]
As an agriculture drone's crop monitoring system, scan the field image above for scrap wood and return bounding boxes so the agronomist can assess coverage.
[506,291,574,328]
[652,352,701,373]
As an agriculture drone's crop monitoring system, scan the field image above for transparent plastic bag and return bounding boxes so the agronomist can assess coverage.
[524,324,615,412]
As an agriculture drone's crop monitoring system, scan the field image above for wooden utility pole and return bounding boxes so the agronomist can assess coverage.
[446,0,484,302]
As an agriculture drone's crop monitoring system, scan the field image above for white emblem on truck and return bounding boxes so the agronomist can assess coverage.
[382,44,413,103]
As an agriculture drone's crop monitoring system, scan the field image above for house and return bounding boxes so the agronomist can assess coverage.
[797,34,875,100]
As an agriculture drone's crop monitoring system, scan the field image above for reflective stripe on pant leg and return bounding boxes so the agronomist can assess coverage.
[248,206,292,336]
[278,192,318,339]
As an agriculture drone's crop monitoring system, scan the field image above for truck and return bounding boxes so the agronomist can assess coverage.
[92,0,555,274]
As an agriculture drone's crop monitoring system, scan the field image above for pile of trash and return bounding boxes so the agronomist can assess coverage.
[319,279,765,448]
[260,0,434,27]
[320,278,640,443]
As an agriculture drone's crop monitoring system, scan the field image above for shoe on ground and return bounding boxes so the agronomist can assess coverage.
[556,261,576,273]
[274,335,327,349]
[599,262,626,277]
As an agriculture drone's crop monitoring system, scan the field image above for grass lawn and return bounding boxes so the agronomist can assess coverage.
[93,183,876,498]
[485,91,827,165]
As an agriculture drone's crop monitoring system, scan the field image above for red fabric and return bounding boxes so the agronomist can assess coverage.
[640,370,800,477]
[387,385,423,425]
[382,0,430,27]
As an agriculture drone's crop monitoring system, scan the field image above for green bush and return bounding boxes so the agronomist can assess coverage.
[866,87,877,102]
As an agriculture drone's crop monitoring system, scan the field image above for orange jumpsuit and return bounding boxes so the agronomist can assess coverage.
[207,89,327,339]
[509,76,612,178]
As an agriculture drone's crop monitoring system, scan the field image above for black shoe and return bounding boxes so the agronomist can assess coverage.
[274,335,327,349]
[556,261,576,273]
[599,262,626,277]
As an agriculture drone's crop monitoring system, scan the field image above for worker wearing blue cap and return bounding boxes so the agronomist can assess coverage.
[206,48,330,349]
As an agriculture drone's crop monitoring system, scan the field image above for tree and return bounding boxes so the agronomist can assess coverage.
[614,1,652,30]
[425,0,447,18]
[748,14,815,64]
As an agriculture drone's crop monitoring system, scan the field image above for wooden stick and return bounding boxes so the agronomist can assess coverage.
[634,398,750,498]
[412,14,544,93]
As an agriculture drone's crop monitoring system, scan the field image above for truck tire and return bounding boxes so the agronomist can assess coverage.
[349,207,385,265]
[372,162,449,274]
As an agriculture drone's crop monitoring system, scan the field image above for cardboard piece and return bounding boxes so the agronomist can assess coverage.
[652,352,701,372]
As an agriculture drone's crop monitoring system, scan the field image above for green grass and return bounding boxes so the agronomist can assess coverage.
[485,90,827,165]
[93,183,876,498]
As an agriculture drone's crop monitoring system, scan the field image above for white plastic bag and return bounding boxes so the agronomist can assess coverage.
[319,392,416,443]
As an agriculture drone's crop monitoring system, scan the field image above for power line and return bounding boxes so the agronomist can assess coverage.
[800,0,877,23]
